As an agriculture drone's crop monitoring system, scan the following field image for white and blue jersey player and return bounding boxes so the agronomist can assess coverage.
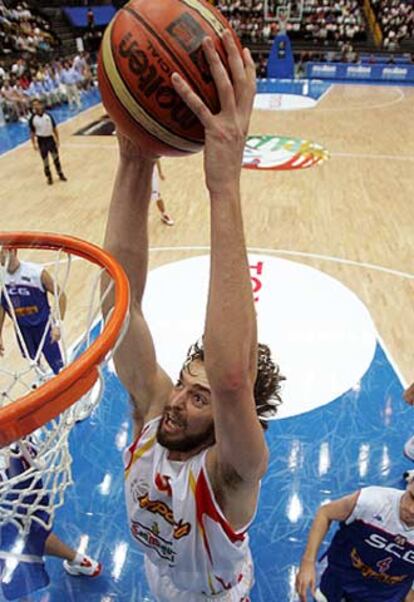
[0,248,66,375]
[296,485,414,602]
[0,440,102,600]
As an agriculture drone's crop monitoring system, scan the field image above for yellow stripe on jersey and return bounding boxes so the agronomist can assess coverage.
[124,436,156,479]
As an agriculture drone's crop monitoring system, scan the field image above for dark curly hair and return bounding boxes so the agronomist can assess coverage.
[184,339,285,430]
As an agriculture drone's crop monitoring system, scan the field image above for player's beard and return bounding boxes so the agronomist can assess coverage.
[156,416,215,453]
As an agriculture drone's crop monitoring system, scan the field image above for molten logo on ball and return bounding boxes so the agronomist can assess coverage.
[118,32,197,130]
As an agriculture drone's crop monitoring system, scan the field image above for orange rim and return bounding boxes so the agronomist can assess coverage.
[0,232,129,447]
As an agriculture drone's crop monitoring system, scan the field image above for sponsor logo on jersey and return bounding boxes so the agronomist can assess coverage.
[364,533,414,564]
[130,519,176,563]
[351,547,408,585]
[138,492,191,540]
[242,135,329,171]
[6,286,31,296]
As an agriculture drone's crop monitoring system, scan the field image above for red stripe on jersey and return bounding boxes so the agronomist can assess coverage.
[195,468,246,547]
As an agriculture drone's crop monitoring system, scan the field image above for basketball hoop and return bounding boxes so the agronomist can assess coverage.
[0,232,129,534]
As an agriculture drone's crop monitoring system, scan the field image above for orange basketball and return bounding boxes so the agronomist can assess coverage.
[97,0,242,157]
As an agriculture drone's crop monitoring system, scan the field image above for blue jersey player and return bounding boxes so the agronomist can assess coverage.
[0,247,66,375]
[296,484,414,601]
[1,441,101,600]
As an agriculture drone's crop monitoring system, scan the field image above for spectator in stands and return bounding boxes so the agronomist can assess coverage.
[372,0,413,49]
[59,60,81,110]
[73,51,93,90]
[86,6,95,31]
[0,77,29,122]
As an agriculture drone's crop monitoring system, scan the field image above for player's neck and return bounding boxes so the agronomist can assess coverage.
[167,441,213,462]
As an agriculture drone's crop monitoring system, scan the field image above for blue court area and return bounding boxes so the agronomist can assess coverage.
[3,336,410,602]
[0,87,101,156]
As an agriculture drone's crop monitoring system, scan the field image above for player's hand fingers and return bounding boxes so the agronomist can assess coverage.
[221,31,248,104]
[171,72,213,128]
[295,574,306,601]
[240,47,257,113]
[201,35,235,114]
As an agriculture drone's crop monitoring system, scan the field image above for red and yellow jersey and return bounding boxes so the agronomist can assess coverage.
[124,417,255,600]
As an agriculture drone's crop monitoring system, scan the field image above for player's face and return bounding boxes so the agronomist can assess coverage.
[400,482,414,526]
[156,360,215,457]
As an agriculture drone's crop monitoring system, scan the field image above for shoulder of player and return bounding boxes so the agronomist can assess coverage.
[351,486,400,516]
[360,485,400,500]
[20,261,44,279]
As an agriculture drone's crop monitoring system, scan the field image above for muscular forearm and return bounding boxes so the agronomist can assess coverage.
[301,508,332,563]
[103,155,155,306]
[204,184,257,390]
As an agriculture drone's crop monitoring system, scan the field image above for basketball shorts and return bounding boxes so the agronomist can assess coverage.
[0,454,51,600]
[16,322,63,374]
[151,170,160,202]
[37,136,57,159]
[144,553,253,602]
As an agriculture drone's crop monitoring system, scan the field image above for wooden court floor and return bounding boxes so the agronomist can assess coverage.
[0,83,413,385]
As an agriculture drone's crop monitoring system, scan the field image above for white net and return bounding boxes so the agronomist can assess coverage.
[0,244,118,536]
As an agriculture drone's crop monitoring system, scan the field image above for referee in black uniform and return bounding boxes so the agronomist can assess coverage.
[29,99,67,185]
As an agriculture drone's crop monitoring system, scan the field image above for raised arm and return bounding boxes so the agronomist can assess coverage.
[295,492,360,602]
[172,33,264,483]
[102,138,173,435]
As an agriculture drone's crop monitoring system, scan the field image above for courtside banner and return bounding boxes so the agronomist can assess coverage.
[306,62,414,83]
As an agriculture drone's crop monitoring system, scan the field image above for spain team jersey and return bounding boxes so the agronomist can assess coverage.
[124,417,255,601]
[1,261,51,327]
[322,486,414,601]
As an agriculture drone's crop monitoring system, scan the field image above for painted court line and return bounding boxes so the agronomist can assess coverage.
[331,151,414,161]
[149,246,414,280]
[316,86,405,112]
[61,142,414,164]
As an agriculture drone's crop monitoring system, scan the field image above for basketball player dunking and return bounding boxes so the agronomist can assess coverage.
[102,33,284,601]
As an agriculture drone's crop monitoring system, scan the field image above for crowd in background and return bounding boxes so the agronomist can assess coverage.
[0,53,94,123]
[217,0,367,45]
[0,0,58,57]
[0,0,412,124]
[371,0,414,49]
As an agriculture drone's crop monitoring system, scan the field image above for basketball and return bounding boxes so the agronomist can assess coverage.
[97,0,243,157]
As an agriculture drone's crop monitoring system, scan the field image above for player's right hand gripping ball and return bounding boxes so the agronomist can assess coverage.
[98,0,243,157]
